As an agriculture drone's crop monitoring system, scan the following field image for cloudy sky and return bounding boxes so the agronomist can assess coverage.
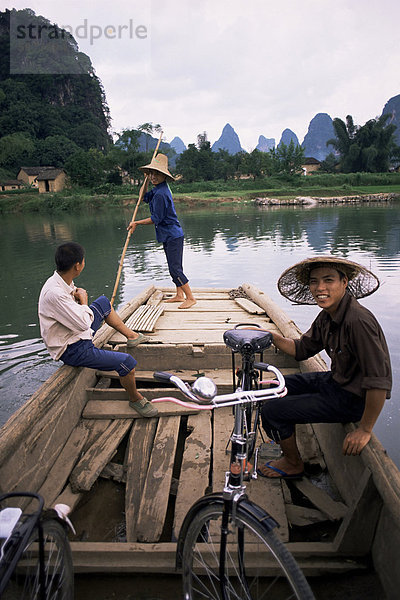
[7,0,400,150]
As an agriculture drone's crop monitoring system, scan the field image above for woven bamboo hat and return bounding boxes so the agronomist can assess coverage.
[139,153,175,181]
[277,256,380,305]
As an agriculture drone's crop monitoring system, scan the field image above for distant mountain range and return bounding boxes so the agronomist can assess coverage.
[159,93,400,161]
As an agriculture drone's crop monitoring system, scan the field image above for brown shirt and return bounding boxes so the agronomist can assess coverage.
[294,293,392,398]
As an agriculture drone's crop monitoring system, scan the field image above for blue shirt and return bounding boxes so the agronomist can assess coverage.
[143,181,184,243]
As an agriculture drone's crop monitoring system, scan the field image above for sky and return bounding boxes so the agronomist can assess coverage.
[6,0,400,151]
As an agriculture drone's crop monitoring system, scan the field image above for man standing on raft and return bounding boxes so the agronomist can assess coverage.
[127,154,196,309]
[258,256,392,479]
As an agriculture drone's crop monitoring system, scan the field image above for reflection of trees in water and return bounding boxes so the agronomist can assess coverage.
[1,204,399,335]
[178,204,400,259]
[303,206,400,257]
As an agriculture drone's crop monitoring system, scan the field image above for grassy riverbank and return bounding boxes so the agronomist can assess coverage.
[1,173,400,213]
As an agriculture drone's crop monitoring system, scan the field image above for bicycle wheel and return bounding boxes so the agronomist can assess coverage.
[2,518,74,600]
[180,499,314,600]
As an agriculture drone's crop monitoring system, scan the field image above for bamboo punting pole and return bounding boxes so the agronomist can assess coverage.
[110,131,163,306]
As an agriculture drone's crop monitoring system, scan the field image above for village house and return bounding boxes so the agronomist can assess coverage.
[17,166,67,193]
[0,179,25,191]
[301,157,321,175]
[17,166,55,188]
[36,168,66,193]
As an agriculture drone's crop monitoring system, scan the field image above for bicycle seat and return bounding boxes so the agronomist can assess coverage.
[223,329,273,353]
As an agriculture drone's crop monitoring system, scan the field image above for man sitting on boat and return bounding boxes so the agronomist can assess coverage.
[38,242,158,418]
[258,256,392,479]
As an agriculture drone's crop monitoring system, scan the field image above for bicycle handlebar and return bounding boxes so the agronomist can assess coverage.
[153,363,286,409]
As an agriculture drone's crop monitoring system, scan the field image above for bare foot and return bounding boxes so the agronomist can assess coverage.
[164,295,185,303]
[178,298,197,309]
[257,457,303,478]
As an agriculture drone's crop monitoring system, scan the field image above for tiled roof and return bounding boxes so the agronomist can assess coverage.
[36,169,65,181]
[19,166,56,175]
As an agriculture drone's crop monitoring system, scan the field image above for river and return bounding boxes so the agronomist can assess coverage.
[0,200,399,466]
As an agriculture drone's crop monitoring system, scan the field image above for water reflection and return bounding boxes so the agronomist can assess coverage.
[0,203,399,465]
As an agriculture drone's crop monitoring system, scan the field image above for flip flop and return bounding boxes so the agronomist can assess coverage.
[257,461,304,480]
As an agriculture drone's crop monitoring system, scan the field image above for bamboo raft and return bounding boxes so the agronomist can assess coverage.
[1,284,399,598]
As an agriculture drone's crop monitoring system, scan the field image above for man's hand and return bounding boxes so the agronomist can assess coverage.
[127,221,137,233]
[342,427,371,455]
[74,288,88,305]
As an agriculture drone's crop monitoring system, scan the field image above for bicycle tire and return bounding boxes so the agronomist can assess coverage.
[180,500,314,600]
[2,518,74,600]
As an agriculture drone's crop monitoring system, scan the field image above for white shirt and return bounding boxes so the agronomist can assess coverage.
[38,271,94,360]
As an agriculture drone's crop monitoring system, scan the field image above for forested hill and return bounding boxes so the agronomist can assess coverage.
[0,8,111,174]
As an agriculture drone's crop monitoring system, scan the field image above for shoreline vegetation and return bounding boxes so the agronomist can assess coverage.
[1,173,400,214]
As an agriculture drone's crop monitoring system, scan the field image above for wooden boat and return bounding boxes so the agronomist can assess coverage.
[1,284,399,598]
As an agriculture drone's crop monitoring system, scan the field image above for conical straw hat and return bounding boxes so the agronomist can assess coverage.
[139,153,175,181]
[277,256,380,305]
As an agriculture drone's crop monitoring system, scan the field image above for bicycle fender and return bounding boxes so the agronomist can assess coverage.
[176,493,278,570]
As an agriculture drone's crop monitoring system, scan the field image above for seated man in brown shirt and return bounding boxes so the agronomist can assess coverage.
[258,256,392,479]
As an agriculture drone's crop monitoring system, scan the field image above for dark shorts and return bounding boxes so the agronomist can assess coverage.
[163,236,188,287]
[60,295,137,377]
[261,371,365,442]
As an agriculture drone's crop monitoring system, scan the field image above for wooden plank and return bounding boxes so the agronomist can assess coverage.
[292,478,347,521]
[83,400,199,419]
[135,417,181,542]
[81,419,112,451]
[100,462,126,483]
[94,369,236,388]
[0,367,96,494]
[246,477,289,542]
[296,424,326,468]
[147,313,273,330]
[86,388,202,401]
[69,540,366,574]
[125,418,158,542]
[173,412,212,540]
[212,406,233,491]
[70,420,132,492]
[146,289,164,305]
[234,297,266,315]
[163,300,244,312]
[55,484,82,512]
[36,422,90,507]
[333,468,383,554]
[286,504,329,527]
[93,285,156,348]
[372,505,400,600]
[124,304,164,333]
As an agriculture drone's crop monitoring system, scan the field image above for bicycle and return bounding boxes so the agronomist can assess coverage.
[153,324,315,600]
[0,492,74,599]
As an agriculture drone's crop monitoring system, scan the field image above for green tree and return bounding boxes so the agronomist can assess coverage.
[328,114,399,172]
[176,143,199,182]
[137,122,162,151]
[214,149,237,181]
[36,135,79,167]
[197,140,214,180]
[64,148,106,187]
[239,149,265,180]
[271,140,305,175]
[0,131,35,170]
[319,152,338,173]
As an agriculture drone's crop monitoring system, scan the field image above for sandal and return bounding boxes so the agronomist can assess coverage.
[129,396,158,417]
[127,333,150,348]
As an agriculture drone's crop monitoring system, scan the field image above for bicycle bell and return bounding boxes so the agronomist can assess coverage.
[191,376,217,401]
